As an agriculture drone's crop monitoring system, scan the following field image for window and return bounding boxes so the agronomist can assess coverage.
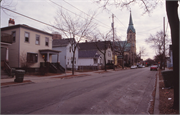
[25,32,30,42]
[94,58,97,64]
[27,53,38,63]
[36,35,40,45]
[45,37,49,46]
[108,51,111,57]
[12,31,16,42]
[130,35,132,39]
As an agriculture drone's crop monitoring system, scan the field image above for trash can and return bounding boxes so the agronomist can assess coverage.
[14,70,25,82]
[11,68,16,78]
[161,70,173,88]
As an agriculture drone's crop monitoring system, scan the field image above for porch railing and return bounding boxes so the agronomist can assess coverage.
[1,33,13,44]
[4,61,12,76]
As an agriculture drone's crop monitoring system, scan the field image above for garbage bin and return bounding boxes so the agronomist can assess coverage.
[11,68,16,78]
[161,70,173,88]
[14,70,25,82]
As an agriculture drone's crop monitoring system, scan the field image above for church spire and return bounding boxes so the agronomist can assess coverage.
[127,11,136,33]
[129,10,133,25]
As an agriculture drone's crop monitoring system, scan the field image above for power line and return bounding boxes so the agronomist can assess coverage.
[138,26,162,33]
[61,0,110,28]
[49,0,111,30]
[0,6,89,38]
[115,16,126,28]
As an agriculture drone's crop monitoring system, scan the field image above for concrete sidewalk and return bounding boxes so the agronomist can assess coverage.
[1,69,125,86]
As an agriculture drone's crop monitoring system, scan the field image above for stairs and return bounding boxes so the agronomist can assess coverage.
[1,69,11,79]
[51,63,65,73]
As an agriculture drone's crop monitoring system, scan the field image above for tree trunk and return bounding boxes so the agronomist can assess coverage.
[166,1,179,110]
[72,50,75,75]
[104,53,107,71]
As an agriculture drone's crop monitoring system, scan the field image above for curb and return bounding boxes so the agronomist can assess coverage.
[1,81,34,88]
[154,72,160,114]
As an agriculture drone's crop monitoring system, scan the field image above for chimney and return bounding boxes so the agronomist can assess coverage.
[52,34,62,39]
[85,40,88,43]
[8,18,15,26]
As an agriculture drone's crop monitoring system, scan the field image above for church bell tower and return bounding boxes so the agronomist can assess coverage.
[127,11,136,65]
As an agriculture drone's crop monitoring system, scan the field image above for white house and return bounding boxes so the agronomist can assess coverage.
[78,41,113,70]
[78,50,102,70]
[52,38,79,70]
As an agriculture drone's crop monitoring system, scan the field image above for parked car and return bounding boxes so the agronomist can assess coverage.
[131,65,137,69]
[138,65,143,68]
[150,64,158,71]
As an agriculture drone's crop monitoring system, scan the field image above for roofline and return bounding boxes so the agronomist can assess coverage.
[1,24,52,36]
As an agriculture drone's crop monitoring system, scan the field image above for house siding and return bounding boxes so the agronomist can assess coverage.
[1,28,20,68]
[1,26,53,68]
[52,47,66,69]
[52,43,79,70]
[19,27,52,68]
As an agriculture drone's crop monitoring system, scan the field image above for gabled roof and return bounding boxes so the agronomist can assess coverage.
[79,41,111,50]
[79,50,100,58]
[52,38,75,47]
[127,12,136,33]
[114,41,131,52]
[1,24,52,36]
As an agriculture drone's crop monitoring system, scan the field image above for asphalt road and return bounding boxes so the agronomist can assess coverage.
[1,67,157,114]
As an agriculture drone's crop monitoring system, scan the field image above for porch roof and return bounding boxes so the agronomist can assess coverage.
[39,49,61,55]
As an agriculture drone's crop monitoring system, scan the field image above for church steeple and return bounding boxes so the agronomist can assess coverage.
[127,11,136,33]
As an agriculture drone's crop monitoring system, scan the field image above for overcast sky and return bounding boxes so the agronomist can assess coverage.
[1,0,180,60]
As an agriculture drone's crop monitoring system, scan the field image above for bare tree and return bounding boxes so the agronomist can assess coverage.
[114,37,131,69]
[145,31,170,69]
[20,52,31,72]
[1,0,17,16]
[93,30,112,71]
[51,8,97,75]
[93,0,179,109]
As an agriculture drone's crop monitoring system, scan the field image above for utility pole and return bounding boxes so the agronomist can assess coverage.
[163,17,166,70]
[112,14,115,70]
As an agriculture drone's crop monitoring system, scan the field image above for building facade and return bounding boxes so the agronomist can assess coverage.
[1,21,59,70]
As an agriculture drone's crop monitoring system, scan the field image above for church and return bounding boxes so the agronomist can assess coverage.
[116,11,136,66]
[126,11,136,65]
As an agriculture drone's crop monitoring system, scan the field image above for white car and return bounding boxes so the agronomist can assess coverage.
[131,65,137,69]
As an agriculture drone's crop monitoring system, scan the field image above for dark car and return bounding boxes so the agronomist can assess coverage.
[150,64,158,71]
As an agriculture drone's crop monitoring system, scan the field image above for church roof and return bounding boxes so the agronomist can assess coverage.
[127,12,136,33]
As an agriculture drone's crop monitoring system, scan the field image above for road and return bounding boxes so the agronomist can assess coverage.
[1,67,157,114]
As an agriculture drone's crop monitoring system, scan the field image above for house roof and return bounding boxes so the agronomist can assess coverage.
[127,12,136,33]
[79,41,111,50]
[79,50,100,58]
[114,41,131,52]
[52,38,75,47]
[1,24,52,36]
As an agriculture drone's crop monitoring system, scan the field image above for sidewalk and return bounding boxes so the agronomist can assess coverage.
[1,68,126,87]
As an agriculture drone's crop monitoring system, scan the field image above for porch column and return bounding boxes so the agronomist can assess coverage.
[47,52,49,62]
[6,47,9,61]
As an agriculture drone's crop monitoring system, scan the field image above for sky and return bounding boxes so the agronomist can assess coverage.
[1,0,180,60]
